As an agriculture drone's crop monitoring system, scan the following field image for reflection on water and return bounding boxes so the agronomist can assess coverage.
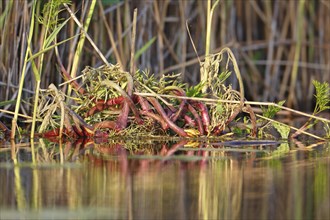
[0,139,329,220]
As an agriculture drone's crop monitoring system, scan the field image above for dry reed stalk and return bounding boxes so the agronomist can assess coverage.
[152,12,180,64]
[270,4,290,102]
[116,4,125,67]
[288,0,305,108]
[130,8,137,76]
[153,1,165,73]
[98,2,123,69]
[262,1,277,101]
[65,2,77,81]
[179,0,187,77]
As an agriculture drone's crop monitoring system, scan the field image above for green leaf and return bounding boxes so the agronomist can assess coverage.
[0,100,16,107]
[186,81,206,97]
[44,17,71,48]
[27,34,79,62]
[272,122,290,139]
[218,70,231,84]
[262,100,285,119]
[313,80,330,113]
[134,37,157,60]
[31,58,40,81]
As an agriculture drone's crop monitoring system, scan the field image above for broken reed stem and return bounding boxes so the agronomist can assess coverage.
[134,92,330,124]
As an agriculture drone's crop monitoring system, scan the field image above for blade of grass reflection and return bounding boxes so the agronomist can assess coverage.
[59,141,64,164]
[11,140,27,211]
[31,156,39,210]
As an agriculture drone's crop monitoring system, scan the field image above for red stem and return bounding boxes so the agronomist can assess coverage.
[141,110,169,130]
[106,96,125,106]
[191,102,210,134]
[184,115,196,126]
[147,97,187,137]
[187,103,204,135]
[136,95,151,112]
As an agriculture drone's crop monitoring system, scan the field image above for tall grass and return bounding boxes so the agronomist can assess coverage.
[0,0,329,125]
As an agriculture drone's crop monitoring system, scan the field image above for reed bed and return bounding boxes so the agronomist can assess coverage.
[0,0,329,119]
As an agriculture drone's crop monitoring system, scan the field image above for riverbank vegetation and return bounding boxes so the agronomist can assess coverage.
[0,0,329,141]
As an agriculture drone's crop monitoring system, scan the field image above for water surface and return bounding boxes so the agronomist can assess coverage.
[0,139,329,219]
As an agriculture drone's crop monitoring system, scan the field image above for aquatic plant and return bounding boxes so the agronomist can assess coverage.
[292,81,330,139]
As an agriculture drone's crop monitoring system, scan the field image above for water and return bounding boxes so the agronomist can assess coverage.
[0,139,329,220]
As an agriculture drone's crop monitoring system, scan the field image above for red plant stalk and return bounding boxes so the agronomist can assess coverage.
[184,115,197,127]
[86,102,106,117]
[164,87,187,122]
[140,110,169,130]
[211,126,223,135]
[138,96,169,129]
[101,80,143,128]
[66,107,94,136]
[63,112,79,137]
[136,95,151,112]
[170,97,186,122]
[191,102,210,134]
[147,97,187,137]
[86,97,126,117]
[105,96,125,106]
[186,103,205,135]
[116,103,130,129]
